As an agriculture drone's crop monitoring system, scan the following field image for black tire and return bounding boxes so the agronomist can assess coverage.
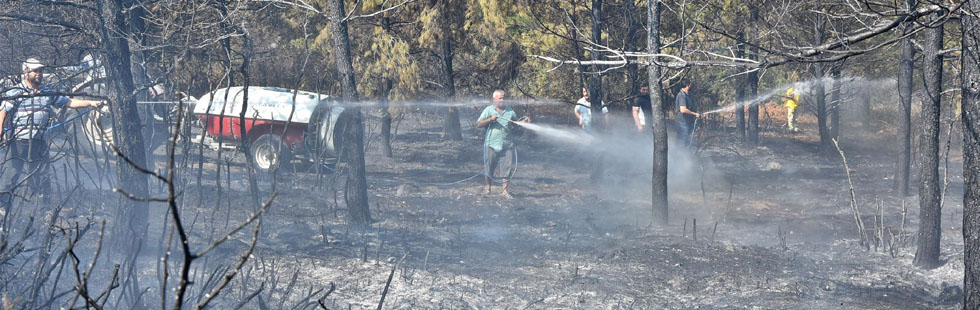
[250,134,290,172]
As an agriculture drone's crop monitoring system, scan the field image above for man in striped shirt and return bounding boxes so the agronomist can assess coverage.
[0,58,105,205]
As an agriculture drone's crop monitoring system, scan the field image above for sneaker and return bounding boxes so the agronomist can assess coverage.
[501,192,515,199]
[484,188,492,195]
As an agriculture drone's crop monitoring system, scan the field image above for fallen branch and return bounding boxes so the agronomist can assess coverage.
[832,138,869,250]
[377,252,409,310]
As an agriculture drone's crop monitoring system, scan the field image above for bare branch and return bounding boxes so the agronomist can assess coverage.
[111,188,169,202]
[345,0,415,22]
[194,194,276,258]
[0,13,84,31]
[192,216,264,310]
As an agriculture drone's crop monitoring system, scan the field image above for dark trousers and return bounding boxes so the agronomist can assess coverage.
[675,119,693,147]
[1,139,50,206]
[484,145,516,182]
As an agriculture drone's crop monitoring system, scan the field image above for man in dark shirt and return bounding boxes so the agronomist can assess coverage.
[631,86,653,132]
[674,79,701,147]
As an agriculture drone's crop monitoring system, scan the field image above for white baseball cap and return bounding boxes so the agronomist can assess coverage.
[22,58,45,71]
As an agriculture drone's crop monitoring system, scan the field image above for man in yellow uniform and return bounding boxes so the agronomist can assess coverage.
[782,87,800,132]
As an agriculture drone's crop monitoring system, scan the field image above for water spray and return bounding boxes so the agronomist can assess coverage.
[507,119,597,147]
[700,76,897,116]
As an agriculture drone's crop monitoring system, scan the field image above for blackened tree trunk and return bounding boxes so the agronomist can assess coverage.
[588,0,603,126]
[379,77,394,158]
[962,0,980,306]
[747,51,759,145]
[896,0,915,197]
[861,86,872,131]
[588,0,604,181]
[813,69,828,149]
[128,0,166,163]
[914,13,944,269]
[328,0,371,224]
[830,67,842,140]
[624,0,640,99]
[236,36,263,208]
[440,0,462,141]
[380,16,394,157]
[746,7,760,145]
[648,0,667,224]
[127,0,149,95]
[812,21,830,151]
[128,0,150,97]
[735,36,746,140]
[96,0,149,241]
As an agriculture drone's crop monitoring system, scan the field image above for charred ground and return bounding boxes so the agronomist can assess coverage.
[8,104,961,309]
[133,104,965,309]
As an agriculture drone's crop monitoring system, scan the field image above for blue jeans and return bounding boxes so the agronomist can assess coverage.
[675,119,692,147]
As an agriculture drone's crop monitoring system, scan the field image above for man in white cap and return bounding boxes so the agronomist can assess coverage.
[0,58,105,205]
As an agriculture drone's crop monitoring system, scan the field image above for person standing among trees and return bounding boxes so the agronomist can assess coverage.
[477,89,530,199]
[782,87,800,132]
[674,79,701,147]
[574,87,607,132]
[0,58,105,206]
[632,86,653,132]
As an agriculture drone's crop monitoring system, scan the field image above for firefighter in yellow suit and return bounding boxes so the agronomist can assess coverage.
[782,87,800,132]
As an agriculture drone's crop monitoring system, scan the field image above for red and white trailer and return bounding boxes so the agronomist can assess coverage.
[194,86,345,171]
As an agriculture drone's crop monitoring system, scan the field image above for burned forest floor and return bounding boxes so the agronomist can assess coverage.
[187,108,965,310]
[17,107,966,310]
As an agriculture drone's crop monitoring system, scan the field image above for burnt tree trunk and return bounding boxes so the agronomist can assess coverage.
[746,8,760,145]
[811,21,830,151]
[648,0,667,224]
[861,87,872,131]
[588,0,603,127]
[747,52,759,145]
[588,0,604,181]
[896,0,915,197]
[96,0,149,241]
[127,0,166,163]
[914,13,944,269]
[328,0,371,225]
[379,77,394,158]
[440,0,462,141]
[128,0,150,98]
[735,36,746,140]
[813,69,828,149]
[624,0,640,99]
[830,67,842,140]
[236,37,263,207]
[962,0,980,306]
[380,17,394,157]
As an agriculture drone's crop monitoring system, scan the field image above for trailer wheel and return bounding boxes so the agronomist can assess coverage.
[250,134,289,172]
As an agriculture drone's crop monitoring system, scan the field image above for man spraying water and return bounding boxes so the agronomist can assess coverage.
[675,79,701,147]
[1,58,105,206]
[476,89,530,199]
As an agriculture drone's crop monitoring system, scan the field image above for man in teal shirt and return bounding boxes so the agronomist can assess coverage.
[477,89,529,198]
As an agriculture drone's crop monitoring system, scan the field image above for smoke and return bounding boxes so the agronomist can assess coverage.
[513,116,713,222]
